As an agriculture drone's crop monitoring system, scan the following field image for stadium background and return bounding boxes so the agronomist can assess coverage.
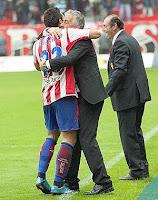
[0,0,158,200]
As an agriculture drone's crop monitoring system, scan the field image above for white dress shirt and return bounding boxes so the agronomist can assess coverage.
[112,29,124,45]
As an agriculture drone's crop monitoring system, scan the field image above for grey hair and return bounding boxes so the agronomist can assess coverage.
[64,9,85,29]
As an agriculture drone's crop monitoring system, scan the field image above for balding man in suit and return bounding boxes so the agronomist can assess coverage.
[103,14,151,180]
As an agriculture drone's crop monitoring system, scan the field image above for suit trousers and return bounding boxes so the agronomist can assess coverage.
[66,95,112,186]
[117,103,149,177]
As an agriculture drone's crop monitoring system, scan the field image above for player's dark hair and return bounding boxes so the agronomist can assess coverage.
[44,7,63,27]
[109,16,124,30]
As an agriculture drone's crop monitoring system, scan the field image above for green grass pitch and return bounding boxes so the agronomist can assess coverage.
[0,68,158,200]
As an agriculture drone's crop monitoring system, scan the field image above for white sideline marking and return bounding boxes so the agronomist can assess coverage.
[58,126,158,200]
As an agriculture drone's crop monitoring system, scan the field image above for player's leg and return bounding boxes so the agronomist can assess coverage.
[51,96,79,194]
[36,103,60,194]
[54,131,77,186]
[38,131,60,179]
[65,137,81,191]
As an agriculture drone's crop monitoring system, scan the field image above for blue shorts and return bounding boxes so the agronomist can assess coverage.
[43,96,79,132]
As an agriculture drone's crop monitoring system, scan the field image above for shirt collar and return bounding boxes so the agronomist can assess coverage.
[112,29,123,45]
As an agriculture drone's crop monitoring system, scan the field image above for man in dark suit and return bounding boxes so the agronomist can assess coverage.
[40,10,114,195]
[103,14,151,180]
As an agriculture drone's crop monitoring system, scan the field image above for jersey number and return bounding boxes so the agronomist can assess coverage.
[40,46,62,60]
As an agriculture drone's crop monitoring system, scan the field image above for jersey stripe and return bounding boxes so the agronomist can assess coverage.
[65,67,76,95]
[34,28,90,106]
[46,85,53,104]
[55,80,61,100]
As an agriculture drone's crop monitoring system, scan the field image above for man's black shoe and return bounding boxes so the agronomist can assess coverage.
[119,173,149,180]
[65,178,80,191]
[69,185,79,191]
[84,184,114,195]
[66,183,79,191]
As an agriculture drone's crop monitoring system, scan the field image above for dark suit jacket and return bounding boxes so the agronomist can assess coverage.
[49,40,108,104]
[105,31,151,111]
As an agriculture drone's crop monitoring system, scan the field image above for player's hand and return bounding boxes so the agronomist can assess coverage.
[39,58,47,71]
[48,27,62,39]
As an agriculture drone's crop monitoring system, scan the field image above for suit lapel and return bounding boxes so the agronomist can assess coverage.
[108,31,126,70]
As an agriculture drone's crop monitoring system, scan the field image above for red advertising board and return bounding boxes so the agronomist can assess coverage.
[124,22,158,53]
[0,25,44,56]
[0,21,158,56]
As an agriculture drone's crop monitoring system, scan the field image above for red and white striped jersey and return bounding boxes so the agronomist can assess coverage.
[33,28,90,106]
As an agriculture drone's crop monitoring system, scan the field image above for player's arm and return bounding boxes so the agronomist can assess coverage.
[32,40,41,71]
[67,28,101,39]
[89,29,101,39]
[40,40,89,72]
[43,27,101,39]
[34,61,41,71]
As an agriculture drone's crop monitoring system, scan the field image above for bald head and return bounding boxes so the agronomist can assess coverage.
[103,15,124,39]
[104,14,116,25]
[107,15,124,29]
